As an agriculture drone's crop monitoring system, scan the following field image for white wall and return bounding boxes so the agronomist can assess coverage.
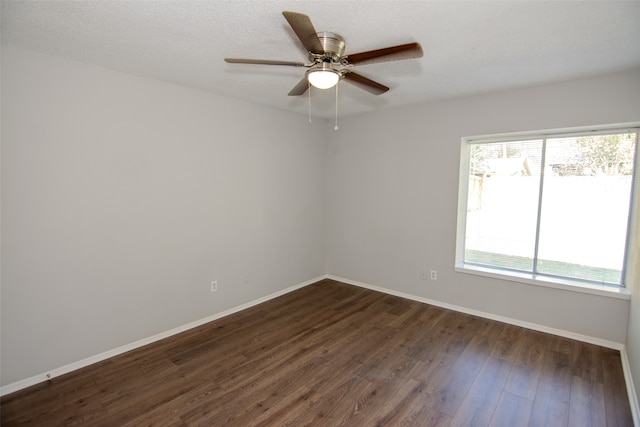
[326,68,640,345]
[1,46,327,386]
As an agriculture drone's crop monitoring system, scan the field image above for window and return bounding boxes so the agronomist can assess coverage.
[457,126,638,288]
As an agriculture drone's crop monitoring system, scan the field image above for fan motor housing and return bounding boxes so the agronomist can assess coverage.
[311,32,346,62]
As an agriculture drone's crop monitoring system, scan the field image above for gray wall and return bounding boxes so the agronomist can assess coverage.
[1,46,327,386]
[626,150,640,406]
[325,69,640,344]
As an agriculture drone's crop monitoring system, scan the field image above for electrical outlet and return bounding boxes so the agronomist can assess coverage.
[430,270,437,280]
[210,280,218,292]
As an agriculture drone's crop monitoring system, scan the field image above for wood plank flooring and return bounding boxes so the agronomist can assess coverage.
[1,279,633,426]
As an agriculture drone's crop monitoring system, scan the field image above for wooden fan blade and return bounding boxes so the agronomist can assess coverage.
[345,42,423,66]
[288,77,310,96]
[224,58,306,67]
[282,11,324,54]
[342,71,389,95]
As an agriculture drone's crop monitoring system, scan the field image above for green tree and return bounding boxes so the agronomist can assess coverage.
[575,133,636,176]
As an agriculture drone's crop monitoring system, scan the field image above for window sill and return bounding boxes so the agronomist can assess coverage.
[455,264,631,300]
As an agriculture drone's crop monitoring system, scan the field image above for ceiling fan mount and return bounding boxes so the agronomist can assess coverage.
[225,11,423,96]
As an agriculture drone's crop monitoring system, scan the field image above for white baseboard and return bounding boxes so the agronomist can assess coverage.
[620,347,640,427]
[0,275,325,397]
[327,275,625,350]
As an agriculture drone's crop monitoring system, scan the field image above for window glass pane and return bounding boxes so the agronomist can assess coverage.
[537,133,636,284]
[464,140,543,271]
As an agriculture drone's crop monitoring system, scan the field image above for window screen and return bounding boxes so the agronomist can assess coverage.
[463,129,637,286]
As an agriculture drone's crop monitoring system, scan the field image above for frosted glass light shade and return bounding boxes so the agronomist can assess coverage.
[307,69,340,89]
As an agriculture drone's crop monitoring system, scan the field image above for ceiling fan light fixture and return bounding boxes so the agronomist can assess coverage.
[226,12,421,97]
[307,64,340,89]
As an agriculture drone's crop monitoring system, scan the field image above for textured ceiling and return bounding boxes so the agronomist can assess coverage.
[2,1,640,119]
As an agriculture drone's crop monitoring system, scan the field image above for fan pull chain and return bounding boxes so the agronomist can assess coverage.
[308,82,312,124]
[334,81,339,131]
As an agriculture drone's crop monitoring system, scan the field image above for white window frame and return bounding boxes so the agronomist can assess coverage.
[455,123,639,300]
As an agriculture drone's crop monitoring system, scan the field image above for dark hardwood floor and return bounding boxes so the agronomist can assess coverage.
[1,279,633,426]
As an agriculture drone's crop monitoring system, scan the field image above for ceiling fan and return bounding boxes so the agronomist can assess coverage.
[224,11,423,96]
